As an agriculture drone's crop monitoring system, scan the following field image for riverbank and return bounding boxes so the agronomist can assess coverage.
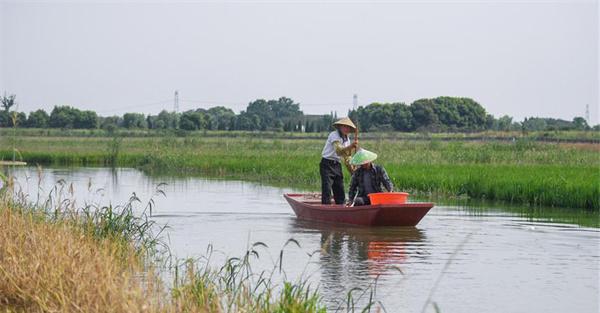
[1,135,598,210]
[0,190,328,312]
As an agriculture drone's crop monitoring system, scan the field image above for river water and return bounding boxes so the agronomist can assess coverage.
[6,167,599,313]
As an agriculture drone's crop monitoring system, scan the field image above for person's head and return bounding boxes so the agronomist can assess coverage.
[332,117,356,137]
[337,125,353,135]
[350,148,378,168]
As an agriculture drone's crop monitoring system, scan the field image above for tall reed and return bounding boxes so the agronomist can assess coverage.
[0,176,377,312]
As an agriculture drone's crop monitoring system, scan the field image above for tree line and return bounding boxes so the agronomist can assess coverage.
[0,94,595,132]
[349,97,593,132]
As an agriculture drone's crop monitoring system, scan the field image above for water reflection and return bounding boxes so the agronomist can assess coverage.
[290,219,427,286]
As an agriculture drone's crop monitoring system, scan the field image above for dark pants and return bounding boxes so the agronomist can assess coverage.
[353,196,371,206]
[320,158,345,204]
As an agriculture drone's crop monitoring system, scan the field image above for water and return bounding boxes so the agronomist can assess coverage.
[6,167,600,313]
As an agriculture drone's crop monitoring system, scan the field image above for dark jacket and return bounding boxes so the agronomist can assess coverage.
[348,164,393,200]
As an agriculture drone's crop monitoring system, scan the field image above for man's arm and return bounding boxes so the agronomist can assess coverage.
[333,141,356,173]
[348,172,359,202]
[380,167,394,192]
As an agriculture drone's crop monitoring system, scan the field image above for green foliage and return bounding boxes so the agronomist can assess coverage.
[351,97,488,132]
[122,112,147,129]
[2,135,598,210]
[27,109,50,128]
[1,94,16,112]
[522,116,591,131]
[48,106,98,129]
[1,92,596,137]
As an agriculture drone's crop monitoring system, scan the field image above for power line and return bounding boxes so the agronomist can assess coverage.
[181,98,351,107]
[95,99,172,114]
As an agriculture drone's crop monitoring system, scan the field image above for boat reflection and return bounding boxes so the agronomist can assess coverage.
[289,219,428,279]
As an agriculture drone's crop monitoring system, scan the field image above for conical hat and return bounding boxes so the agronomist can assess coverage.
[332,117,356,130]
[350,148,378,166]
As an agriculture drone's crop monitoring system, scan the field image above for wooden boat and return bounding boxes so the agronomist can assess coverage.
[284,193,434,226]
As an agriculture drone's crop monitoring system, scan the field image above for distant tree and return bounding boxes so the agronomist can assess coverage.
[391,103,413,131]
[245,97,302,130]
[572,117,590,130]
[74,110,98,129]
[0,94,17,127]
[180,110,208,131]
[47,106,97,129]
[485,114,495,130]
[26,109,50,128]
[522,117,548,131]
[49,106,76,128]
[235,112,261,130]
[410,99,440,131]
[206,106,235,130]
[495,115,513,131]
[147,110,178,129]
[123,113,147,129]
[1,94,16,112]
[179,112,197,131]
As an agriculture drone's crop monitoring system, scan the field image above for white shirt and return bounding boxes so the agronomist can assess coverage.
[321,131,351,161]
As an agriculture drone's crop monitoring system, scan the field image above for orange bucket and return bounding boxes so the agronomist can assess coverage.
[368,192,409,205]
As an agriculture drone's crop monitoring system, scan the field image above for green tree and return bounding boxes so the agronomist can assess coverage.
[100,116,122,131]
[410,99,440,131]
[74,110,98,129]
[572,117,590,130]
[49,106,76,128]
[123,113,147,129]
[27,109,50,128]
[495,115,513,131]
[180,110,208,131]
[206,106,235,130]
[391,103,413,131]
[1,94,16,112]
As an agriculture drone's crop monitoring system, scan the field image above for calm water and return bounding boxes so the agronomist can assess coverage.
[6,167,600,313]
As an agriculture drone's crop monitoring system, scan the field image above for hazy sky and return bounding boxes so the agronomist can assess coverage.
[1,0,598,124]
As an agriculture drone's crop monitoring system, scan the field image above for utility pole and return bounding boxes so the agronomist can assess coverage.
[174,90,179,113]
[353,94,358,111]
[585,104,590,124]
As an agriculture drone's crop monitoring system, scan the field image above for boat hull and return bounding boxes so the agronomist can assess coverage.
[284,194,433,227]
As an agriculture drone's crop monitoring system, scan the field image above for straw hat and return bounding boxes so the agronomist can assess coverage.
[350,148,378,166]
[332,117,356,130]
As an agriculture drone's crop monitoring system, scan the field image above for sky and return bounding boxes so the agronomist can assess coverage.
[0,0,598,124]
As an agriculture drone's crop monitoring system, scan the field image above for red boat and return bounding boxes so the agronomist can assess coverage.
[283,193,434,226]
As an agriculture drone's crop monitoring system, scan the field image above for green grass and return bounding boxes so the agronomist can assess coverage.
[1,134,599,210]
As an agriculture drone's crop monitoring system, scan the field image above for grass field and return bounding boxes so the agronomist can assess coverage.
[1,132,599,210]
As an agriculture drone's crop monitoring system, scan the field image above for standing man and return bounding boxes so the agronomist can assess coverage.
[320,117,358,204]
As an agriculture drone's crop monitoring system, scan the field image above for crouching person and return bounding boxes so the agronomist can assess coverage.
[347,149,393,206]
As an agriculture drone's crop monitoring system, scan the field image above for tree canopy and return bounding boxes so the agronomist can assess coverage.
[1,94,595,132]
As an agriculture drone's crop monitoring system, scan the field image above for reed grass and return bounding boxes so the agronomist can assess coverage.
[0,179,361,313]
[1,135,598,210]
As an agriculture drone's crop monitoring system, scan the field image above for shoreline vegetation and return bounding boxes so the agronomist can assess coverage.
[1,131,599,210]
[2,127,599,142]
[0,181,337,313]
